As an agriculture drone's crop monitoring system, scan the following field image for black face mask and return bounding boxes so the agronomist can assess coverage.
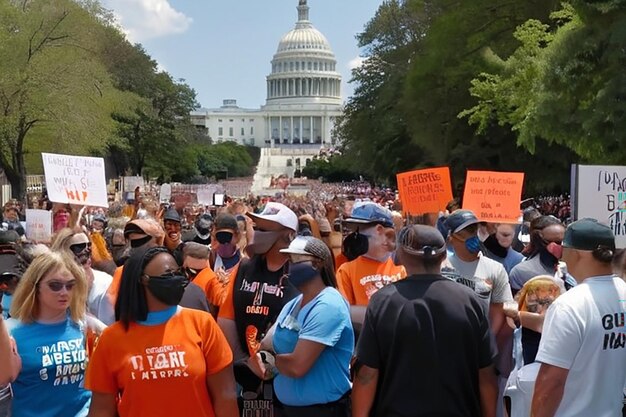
[483,235,507,258]
[184,267,202,281]
[343,231,369,261]
[144,273,189,306]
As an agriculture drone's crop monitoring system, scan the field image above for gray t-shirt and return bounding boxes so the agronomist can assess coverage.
[508,255,553,291]
[442,254,513,311]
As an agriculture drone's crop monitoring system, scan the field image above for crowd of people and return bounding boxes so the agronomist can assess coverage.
[0,189,624,417]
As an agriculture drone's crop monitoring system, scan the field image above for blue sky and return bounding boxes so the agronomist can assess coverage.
[100,0,383,109]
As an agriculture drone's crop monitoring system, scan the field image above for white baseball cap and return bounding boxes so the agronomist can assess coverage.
[247,202,298,232]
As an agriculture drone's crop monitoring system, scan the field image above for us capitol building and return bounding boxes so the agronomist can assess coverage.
[191,0,342,151]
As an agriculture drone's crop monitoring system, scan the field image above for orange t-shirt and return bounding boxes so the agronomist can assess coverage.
[107,265,124,305]
[335,252,349,272]
[194,267,229,307]
[85,308,233,417]
[336,256,407,306]
[216,264,239,320]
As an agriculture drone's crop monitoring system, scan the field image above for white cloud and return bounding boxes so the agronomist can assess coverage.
[102,0,192,42]
[348,56,366,70]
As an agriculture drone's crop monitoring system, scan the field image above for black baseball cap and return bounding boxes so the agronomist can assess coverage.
[563,218,615,251]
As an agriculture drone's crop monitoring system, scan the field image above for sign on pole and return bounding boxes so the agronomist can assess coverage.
[462,170,524,224]
[160,183,172,204]
[42,153,108,207]
[25,209,52,243]
[396,167,453,215]
[573,164,626,247]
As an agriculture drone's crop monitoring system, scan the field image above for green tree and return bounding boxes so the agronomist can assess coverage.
[0,0,127,199]
[462,2,626,164]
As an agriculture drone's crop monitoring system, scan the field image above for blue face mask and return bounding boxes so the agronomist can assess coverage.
[464,236,482,254]
[288,262,319,287]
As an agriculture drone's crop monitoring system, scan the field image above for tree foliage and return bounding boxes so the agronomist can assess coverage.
[0,0,129,198]
[461,2,626,164]
[337,0,581,195]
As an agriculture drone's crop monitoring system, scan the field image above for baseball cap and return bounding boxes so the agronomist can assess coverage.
[163,208,181,223]
[0,249,20,278]
[247,202,298,232]
[344,202,393,228]
[123,219,164,240]
[280,236,332,263]
[445,210,479,235]
[214,213,238,232]
[563,218,615,251]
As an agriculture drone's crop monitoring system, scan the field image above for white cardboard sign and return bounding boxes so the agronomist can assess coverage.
[574,164,626,247]
[42,153,108,208]
[25,209,52,243]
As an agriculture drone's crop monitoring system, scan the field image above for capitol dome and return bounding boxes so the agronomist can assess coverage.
[266,0,341,105]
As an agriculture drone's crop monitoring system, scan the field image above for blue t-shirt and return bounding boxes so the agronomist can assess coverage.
[7,316,91,417]
[1,294,11,319]
[273,287,353,406]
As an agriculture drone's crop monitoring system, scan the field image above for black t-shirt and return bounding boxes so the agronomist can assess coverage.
[233,255,299,355]
[356,274,496,417]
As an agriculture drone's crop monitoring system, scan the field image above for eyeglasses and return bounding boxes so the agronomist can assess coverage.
[44,280,76,292]
[69,242,91,255]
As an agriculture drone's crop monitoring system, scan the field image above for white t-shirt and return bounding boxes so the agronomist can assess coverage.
[443,253,514,312]
[88,269,115,325]
[536,275,626,417]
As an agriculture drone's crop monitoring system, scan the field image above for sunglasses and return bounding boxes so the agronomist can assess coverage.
[44,280,76,292]
[69,242,92,255]
[215,231,234,244]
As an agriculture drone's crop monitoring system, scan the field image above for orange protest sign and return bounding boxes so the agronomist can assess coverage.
[462,170,524,223]
[397,167,453,215]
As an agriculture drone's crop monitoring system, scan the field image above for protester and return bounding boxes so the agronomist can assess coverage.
[352,225,497,417]
[509,215,566,295]
[515,276,562,365]
[162,208,184,265]
[50,229,115,325]
[0,251,105,417]
[335,202,406,334]
[209,213,243,280]
[258,236,353,417]
[85,246,238,417]
[106,218,165,306]
[182,242,228,315]
[217,202,299,413]
[531,219,626,417]
[482,223,524,274]
[442,210,514,334]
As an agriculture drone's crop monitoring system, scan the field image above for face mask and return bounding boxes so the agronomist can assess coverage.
[483,235,507,258]
[289,262,319,287]
[343,231,369,261]
[464,236,482,254]
[145,274,189,306]
[546,242,563,260]
[247,230,282,256]
[217,242,238,259]
[184,267,201,281]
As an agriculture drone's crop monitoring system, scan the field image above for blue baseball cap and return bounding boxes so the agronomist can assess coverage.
[445,209,479,235]
[345,202,394,228]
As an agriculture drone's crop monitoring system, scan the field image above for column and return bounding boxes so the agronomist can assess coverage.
[290,116,294,144]
[279,115,282,144]
[268,116,273,148]
[310,116,313,143]
[321,116,325,144]
[299,78,303,97]
[299,117,303,144]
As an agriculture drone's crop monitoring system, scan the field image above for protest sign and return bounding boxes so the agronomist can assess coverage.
[462,170,524,223]
[160,183,172,204]
[396,167,453,215]
[25,209,52,243]
[122,176,144,193]
[42,153,108,207]
[573,164,626,247]
[196,189,213,206]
